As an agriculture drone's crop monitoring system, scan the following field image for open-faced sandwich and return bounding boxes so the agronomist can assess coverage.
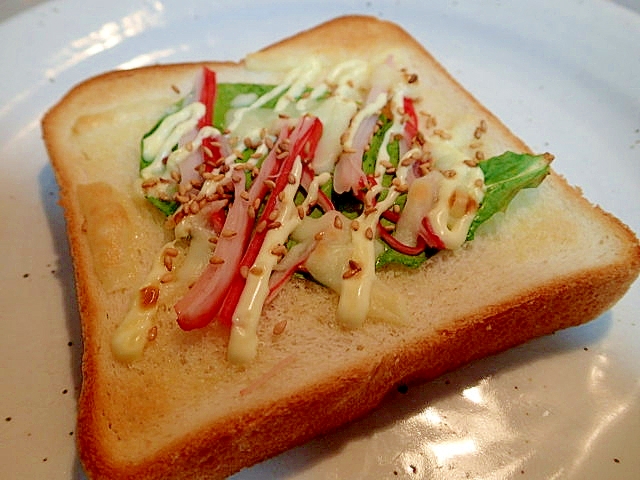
[41,15,640,480]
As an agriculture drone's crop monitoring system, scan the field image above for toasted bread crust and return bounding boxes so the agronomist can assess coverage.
[42,15,640,480]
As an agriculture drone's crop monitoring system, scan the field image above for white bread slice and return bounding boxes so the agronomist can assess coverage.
[41,15,640,480]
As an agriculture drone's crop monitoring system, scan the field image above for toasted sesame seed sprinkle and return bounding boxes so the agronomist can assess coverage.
[351,220,360,231]
[249,266,264,276]
[464,159,479,168]
[268,209,279,221]
[256,220,267,233]
[365,227,374,240]
[434,129,452,140]
[270,244,287,256]
[209,256,224,264]
[272,320,287,335]
[147,325,158,341]
[220,229,237,238]
[160,272,174,284]
[333,215,343,229]
[163,256,173,271]
[240,266,249,278]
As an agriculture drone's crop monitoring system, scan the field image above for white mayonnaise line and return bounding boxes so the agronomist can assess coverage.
[111,240,179,361]
[227,162,330,364]
[336,148,414,328]
[141,102,206,179]
[228,61,322,131]
[164,125,219,174]
[342,91,388,150]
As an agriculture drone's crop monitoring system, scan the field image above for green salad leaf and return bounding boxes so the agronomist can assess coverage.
[213,83,277,129]
[375,245,429,270]
[466,151,552,240]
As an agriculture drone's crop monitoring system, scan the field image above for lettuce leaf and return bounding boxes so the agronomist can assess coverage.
[466,151,552,240]
[213,83,277,129]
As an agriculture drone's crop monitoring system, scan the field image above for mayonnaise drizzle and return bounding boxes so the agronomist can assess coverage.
[141,102,206,179]
[228,163,331,363]
[121,56,490,364]
[336,146,415,328]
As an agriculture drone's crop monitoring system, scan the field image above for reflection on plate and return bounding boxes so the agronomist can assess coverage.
[1,1,638,479]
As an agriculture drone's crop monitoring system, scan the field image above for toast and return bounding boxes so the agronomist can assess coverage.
[41,15,640,480]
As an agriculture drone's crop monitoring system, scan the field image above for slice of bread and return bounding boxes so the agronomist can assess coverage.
[42,15,640,480]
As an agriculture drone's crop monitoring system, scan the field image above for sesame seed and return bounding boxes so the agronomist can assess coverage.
[202,145,214,158]
[220,229,237,238]
[209,256,224,264]
[255,220,267,233]
[268,209,280,221]
[365,227,374,240]
[297,205,305,219]
[333,215,343,229]
[351,220,360,231]
[163,256,173,271]
[270,244,287,256]
[239,266,249,278]
[400,156,413,167]
[272,319,287,335]
[147,326,158,341]
[364,205,377,215]
[249,266,264,276]
[434,129,452,140]
[464,159,479,168]
[287,173,296,185]
[160,272,174,283]
[265,137,274,149]
[164,247,179,257]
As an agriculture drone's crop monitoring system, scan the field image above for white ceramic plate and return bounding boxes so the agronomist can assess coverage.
[1,1,639,478]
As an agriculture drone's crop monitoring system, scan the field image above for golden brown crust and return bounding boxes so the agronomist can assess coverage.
[41,15,640,480]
